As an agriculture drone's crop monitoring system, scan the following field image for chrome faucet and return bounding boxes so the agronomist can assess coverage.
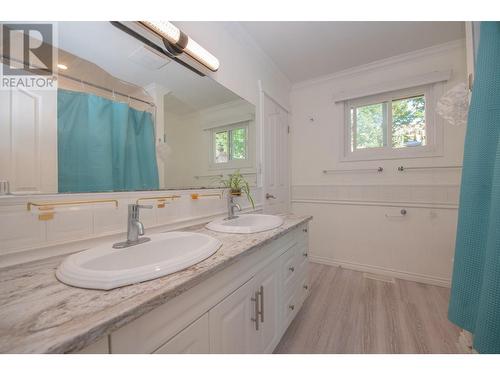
[227,193,242,220]
[113,204,153,249]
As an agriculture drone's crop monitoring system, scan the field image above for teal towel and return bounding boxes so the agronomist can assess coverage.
[448,22,500,353]
[58,89,159,193]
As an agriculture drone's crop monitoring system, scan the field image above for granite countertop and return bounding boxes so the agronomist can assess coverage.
[0,214,312,354]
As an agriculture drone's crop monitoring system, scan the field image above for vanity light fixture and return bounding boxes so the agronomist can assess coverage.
[57,63,68,70]
[140,21,220,72]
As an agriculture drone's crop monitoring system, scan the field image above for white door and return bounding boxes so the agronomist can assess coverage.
[154,314,209,354]
[255,259,280,353]
[209,277,260,353]
[0,85,57,194]
[263,94,289,214]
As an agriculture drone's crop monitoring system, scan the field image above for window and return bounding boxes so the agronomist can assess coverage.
[211,123,249,167]
[343,85,441,161]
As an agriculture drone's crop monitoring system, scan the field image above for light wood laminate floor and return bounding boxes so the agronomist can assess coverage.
[274,263,468,354]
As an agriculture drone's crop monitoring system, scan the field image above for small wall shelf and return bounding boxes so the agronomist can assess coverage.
[136,195,181,208]
[190,193,222,200]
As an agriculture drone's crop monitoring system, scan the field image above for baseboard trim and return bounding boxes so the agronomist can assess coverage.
[309,255,451,288]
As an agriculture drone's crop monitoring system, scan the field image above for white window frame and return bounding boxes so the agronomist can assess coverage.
[209,121,251,170]
[340,83,444,162]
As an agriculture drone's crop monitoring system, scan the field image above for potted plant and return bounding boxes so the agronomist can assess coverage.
[219,170,255,209]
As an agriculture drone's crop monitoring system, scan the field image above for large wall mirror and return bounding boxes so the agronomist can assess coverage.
[0,22,257,195]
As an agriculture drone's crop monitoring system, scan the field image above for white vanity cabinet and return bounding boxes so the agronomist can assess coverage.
[107,222,309,354]
[153,314,210,354]
[257,259,281,353]
[209,257,281,354]
[209,277,260,353]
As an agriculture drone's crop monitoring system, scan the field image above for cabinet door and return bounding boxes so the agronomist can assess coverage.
[209,277,259,353]
[154,314,209,354]
[256,260,280,353]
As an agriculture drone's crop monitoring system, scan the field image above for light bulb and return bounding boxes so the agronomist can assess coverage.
[140,21,219,72]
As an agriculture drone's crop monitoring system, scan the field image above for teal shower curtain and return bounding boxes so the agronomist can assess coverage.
[57,89,159,192]
[448,22,500,353]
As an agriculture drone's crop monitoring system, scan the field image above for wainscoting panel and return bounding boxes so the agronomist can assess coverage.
[0,188,262,267]
[291,184,459,286]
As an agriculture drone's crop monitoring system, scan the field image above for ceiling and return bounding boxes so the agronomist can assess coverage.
[57,22,241,113]
[240,21,465,83]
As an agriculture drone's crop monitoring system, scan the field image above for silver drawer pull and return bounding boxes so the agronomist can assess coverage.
[302,228,308,233]
[251,292,260,331]
[259,285,264,323]
[289,266,295,272]
[303,252,308,257]
[289,304,295,311]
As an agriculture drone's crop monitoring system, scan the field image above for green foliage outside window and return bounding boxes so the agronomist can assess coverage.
[392,96,426,148]
[215,127,247,163]
[352,95,426,150]
[215,131,229,163]
[231,128,247,159]
[355,103,386,149]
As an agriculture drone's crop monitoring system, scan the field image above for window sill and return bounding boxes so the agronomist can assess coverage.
[208,161,253,171]
[340,146,443,162]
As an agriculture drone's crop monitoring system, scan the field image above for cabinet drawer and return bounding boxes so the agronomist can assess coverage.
[280,244,300,294]
[295,223,309,243]
[298,273,310,305]
[281,287,303,330]
[295,242,308,271]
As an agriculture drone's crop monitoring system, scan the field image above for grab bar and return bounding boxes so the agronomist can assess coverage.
[194,174,223,179]
[27,199,119,221]
[190,193,222,200]
[323,167,383,174]
[397,165,462,172]
[27,198,119,211]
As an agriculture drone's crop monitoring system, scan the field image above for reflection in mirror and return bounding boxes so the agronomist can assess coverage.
[0,21,256,195]
[163,89,256,189]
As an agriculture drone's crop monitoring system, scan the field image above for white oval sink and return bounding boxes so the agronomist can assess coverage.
[206,214,284,234]
[56,232,222,290]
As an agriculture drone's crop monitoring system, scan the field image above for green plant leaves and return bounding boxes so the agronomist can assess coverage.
[219,169,255,209]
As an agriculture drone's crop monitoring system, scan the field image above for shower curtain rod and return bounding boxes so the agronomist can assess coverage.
[57,72,156,108]
[0,55,156,108]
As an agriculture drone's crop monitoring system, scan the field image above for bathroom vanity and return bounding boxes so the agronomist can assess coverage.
[0,21,302,354]
[0,214,311,354]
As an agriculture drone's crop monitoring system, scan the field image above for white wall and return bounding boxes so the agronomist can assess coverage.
[173,22,291,109]
[290,40,467,286]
